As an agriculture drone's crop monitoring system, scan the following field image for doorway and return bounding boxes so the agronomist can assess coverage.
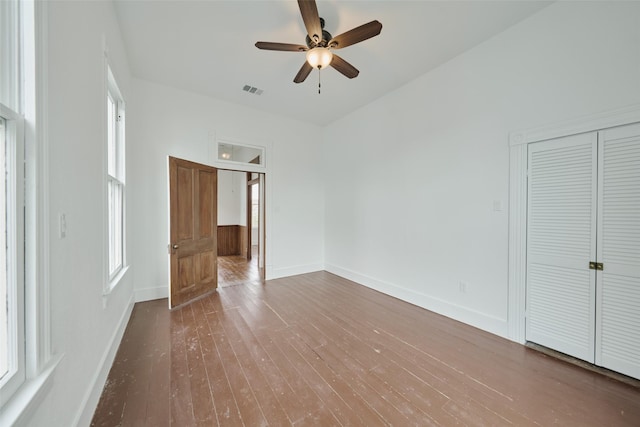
[216,169,265,286]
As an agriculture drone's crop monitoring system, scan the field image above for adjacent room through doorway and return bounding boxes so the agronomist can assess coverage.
[217,169,265,287]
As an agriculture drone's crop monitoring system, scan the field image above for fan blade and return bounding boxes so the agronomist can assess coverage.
[294,61,313,83]
[328,20,382,49]
[298,0,322,45]
[330,54,359,79]
[255,42,307,52]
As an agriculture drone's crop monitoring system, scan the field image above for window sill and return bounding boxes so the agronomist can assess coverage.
[0,354,64,426]
[103,264,129,297]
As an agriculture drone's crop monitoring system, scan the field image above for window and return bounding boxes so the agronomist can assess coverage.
[106,68,125,286]
[0,2,56,420]
[0,0,26,407]
[217,141,265,167]
[0,106,25,405]
[0,118,6,380]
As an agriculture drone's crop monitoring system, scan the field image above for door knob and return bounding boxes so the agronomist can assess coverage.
[172,244,179,249]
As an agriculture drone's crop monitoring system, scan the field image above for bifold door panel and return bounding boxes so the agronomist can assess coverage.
[526,133,597,362]
[526,123,640,380]
[595,123,640,379]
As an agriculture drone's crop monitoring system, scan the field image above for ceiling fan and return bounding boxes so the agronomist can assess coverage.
[255,0,382,88]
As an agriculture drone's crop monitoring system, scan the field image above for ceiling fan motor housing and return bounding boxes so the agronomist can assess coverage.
[305,17,332,48]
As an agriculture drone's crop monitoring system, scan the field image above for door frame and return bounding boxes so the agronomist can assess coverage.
[507,104,640,343]
[208,134,271,278]
[217,168,266,282]
[246,173,260,261]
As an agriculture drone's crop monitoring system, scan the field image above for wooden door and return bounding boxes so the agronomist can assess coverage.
[526,132,598,362]
[169,157,218,308]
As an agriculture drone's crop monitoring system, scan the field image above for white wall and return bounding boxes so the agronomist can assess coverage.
[218,169,245,226]
[323,1,640,338]
[19,1,639,425]
[129,79,325,301]
[24,1,135,426]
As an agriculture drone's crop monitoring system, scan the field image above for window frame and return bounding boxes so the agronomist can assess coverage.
[0,103,26,407]
[0,0,20,112]
[0,0,26,407]
[0,1,58,422]
[105,65,126,292]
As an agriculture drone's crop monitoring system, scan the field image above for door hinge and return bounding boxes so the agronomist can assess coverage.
[589,261,603,270]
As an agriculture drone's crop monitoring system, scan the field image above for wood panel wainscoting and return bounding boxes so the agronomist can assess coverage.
[217,225,247,256]
[240,225,248,260]
[91,271,640,426]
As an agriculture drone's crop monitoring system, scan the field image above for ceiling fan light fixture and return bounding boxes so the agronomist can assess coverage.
[255,1,382,84]
[306,47,333,69]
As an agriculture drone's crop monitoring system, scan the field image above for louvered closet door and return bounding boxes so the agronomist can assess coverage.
[595,122,640,378]
[526,133,598,362]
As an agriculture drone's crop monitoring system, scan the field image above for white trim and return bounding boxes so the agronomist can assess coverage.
[2,0,55,415]
[103,56,127,295]
[33,0,51,375]
[507,103,640,343]
[509,103,640,146]
[0,0,20,111]
[103,265,129,300]
[267,263,325,280]
[507,143,528,343]
[326,264,509,339]
[204,133,274,289]
[102,42,109,296]
[135,285,168,303]
[0,104,26,405]
[0,354,63,427]
[73,295,134,427]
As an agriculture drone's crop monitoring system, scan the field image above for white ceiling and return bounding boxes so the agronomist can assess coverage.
[114,0,552,126]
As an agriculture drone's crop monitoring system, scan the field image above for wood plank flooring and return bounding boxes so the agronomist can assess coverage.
[92,271,640,426]
[218,246,261,287]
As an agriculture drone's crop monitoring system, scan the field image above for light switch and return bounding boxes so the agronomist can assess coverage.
[59,213,66,239]
[493,200,503,212]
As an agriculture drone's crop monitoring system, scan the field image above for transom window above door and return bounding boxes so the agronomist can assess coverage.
[217,141,265,167]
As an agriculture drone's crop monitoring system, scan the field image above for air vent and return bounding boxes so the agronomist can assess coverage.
[242,85,264,96]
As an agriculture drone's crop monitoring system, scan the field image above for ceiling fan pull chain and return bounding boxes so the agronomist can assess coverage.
[318,68,321,94]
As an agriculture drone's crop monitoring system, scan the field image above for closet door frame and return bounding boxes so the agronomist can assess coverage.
[508,104,640,344]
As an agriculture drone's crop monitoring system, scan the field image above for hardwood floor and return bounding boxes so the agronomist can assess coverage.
[91,271,640,426]
[218,246,261,287]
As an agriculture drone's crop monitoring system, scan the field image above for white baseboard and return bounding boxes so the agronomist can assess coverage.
[73,295,135,427]
[134,285,168,303]
[266,263,324,280]
[325,264,509,339]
